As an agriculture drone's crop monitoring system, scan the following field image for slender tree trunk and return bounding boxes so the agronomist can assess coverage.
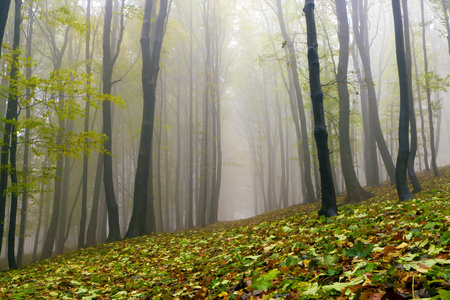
[0,0,11,58]
[335,0,373,203]
[86,153,103,247]
[102,0,124,242]
[304,0,337,217]
[175,61,182,229]
[350,44,378,186]
[411,27,429,171]
[392,0,413,201]
[401,0,422,193]
[79,0,92,249]
[275,0,315,203]
[198,0,210,228]
[56,119,73,255]
[126,0,167,238]
[187,0,194,229]
[442,0,450,54]
[32,162,47,262]
[6,0,21,270]
[352,0,396,184]
[420,0,439,176]
[18,0,33,267]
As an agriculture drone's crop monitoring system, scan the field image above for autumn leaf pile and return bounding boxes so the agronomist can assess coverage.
[0,169,449,299]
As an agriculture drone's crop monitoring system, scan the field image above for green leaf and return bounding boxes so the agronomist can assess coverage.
[345,241,374,259]
[250,278,273,290]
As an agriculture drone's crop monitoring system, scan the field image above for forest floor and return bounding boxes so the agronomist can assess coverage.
[0,168,449,299]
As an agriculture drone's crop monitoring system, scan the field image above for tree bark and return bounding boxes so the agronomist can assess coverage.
[335,0,373,203]
[0,0,11,58]
[78,0,92,249]
[303,0,337,217]
[6,0,21,269]
[86,153,103,247]
[442,0,450,55]
[420,0,439,177]
[275,0,315,203]
[401,0,422,193]
[410,25,429,171]
[126,0,167,238]
[351,0,396,185]
[198,0,211,228]
[17,0,34,267]
[102,0,124,242]
[392,0,413,201]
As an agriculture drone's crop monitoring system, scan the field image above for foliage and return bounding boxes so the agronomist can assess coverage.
[0,169,450,299]
[0,169,449,298]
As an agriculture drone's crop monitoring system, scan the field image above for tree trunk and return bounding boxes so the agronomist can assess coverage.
[442,0,450,55]
[351,0,396,184]
[198,0,211,228]
[411,27,429,171]
[126,0,167,238]
[17,0,33,267]
[79,0,92,249]
[335,0,373,203]
[0,0,11,58]
[102,0,124,242]
[32,159,47,262]
[187,0,194,229]
[86,153,103,247]
[275,0,315,203]
[175,60,183,229]
[304,0,337,217]
[420,0,439,176]
[392,0,413,201]
[6,0,21,269]
[401,0,422,193]
[350,44,378,186]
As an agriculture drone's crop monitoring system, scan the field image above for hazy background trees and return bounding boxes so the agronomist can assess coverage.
[0,0,449,269]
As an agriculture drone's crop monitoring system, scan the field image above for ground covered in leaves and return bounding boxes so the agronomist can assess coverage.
[1,169,450,299]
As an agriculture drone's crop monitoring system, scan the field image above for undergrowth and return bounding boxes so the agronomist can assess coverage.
[0,168,449,299]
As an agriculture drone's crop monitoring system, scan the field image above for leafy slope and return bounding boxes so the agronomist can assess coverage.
[1,169,450,299]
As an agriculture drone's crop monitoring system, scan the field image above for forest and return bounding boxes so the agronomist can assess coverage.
[0,0,449,276]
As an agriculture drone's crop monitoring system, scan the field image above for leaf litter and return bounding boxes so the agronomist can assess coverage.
[0,168,449,299]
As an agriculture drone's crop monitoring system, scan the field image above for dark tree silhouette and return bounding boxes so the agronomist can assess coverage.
[275,0,315,203]
[335,0,373,203]
[351,0,396,185]
[303,0,337,217]
[0,0,11,57]
[420,0,439,177]
[402,0,422,193]
[392,0,413,202]
[126,0,168,238]
[102,0,124,242]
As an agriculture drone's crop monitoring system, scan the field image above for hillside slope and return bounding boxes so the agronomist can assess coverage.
[0,169,449,299]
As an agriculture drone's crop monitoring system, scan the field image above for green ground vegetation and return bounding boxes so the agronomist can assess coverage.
[0,168,449,299]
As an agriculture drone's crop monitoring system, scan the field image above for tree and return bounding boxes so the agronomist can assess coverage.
[402,0,422,193]
[0,0,11,57]
[17,0,34,267]
[351,0,396,185]
[335,0,373,203]
[5,0,22,270]
[392,0,413,202]
[303,0,337,217]
[102,0,124,242]
[421,0,440,177]
[126,0,168,238]
[275,0,315,203]
[78,0,92,249]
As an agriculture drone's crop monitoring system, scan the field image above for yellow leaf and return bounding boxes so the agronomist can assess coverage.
[396,242,409,249]
[218,291,228,297]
